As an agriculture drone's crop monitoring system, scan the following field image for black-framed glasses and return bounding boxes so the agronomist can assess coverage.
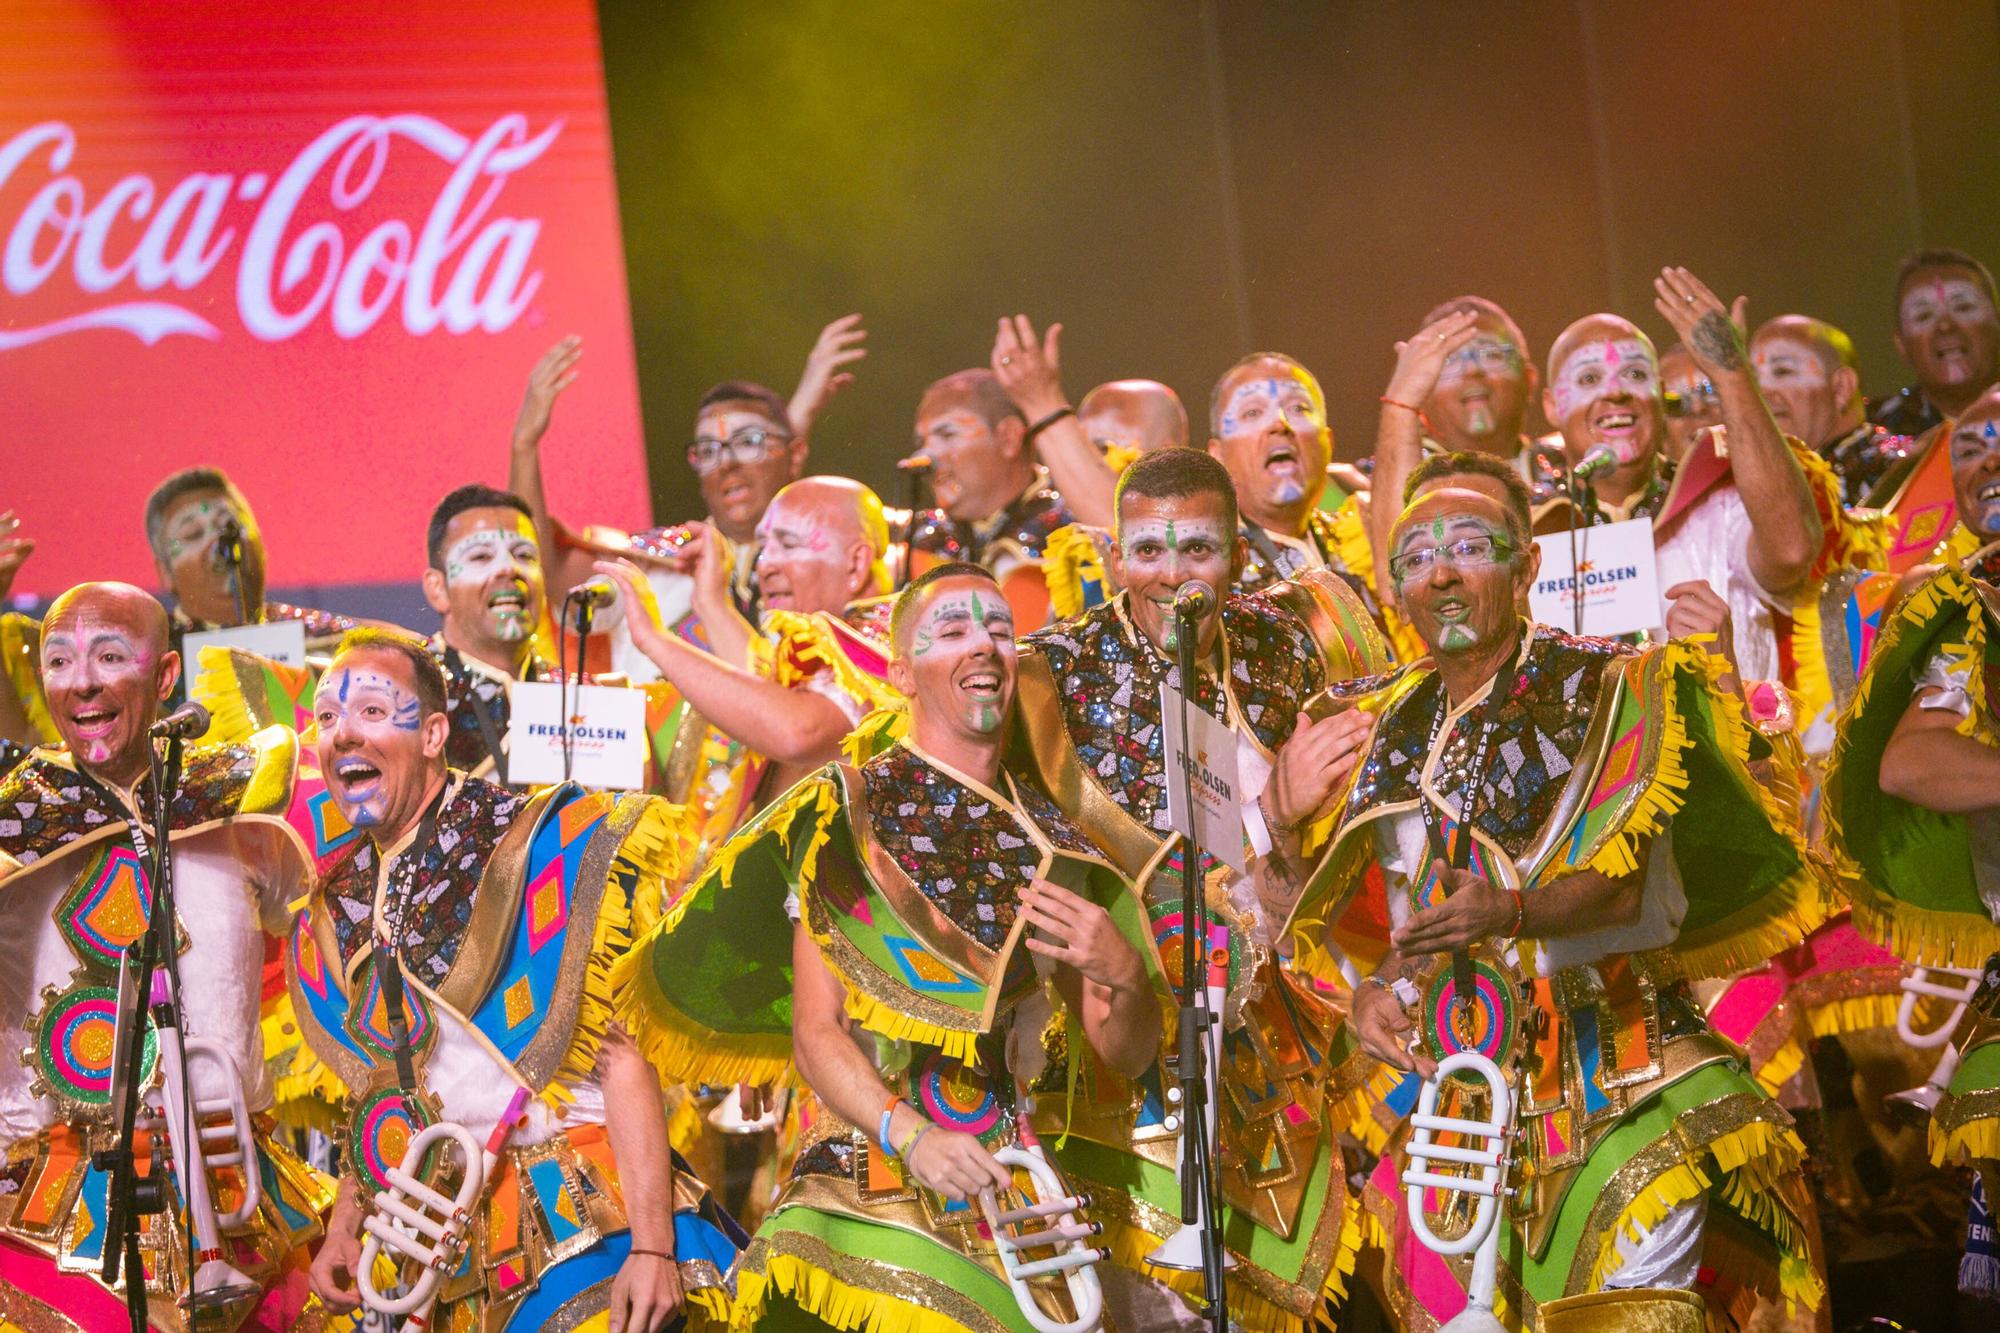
[687,425,791,475]
[1389,534,1514,583]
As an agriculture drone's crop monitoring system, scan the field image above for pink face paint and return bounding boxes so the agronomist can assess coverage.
[1551,337,1658,421]
[1901,277,1995,333]
[313,665,425,829]
[1752,339,1828,392]
[42,621,156,767]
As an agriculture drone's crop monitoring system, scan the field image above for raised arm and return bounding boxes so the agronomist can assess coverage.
[507,336,583,562]
[792,923,1010,1201]
[1369,312,1481,595]
[993,315,1117,528]
[597,559,850,767]
[1653,270,1820,596]
[788,314,869,444]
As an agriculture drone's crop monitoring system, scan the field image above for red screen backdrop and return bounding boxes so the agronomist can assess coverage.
[0,0,649,604]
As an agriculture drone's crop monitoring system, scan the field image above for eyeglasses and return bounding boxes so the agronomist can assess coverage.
[1664,380,1719,418]
[1443,340,1521,375]
[687,426,791,475]
[1389,534,1514,583]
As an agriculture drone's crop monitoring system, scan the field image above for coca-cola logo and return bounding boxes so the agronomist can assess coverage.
[0,113,561,350]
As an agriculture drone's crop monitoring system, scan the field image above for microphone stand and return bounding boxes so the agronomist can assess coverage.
[96,731,195,1332]
[896,459,932,591]
[217,521,250,627]
[561,590,595,784]
[1563,463,1605,635]
[1171,602,1229,1333]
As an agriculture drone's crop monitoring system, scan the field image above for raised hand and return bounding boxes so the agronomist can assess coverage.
[1266,707,1376,832]
[1383,309,1481,408]
[1664,578,1740,693]
[788,314,868,438]
[1390,860,1516,956]
[992,314,1068,420]
[1019,878,1146,990]
[0,511,33,602]
[1653,267,1746,381]
[514,335,583,452]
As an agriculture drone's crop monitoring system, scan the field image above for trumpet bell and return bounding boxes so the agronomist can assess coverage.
[188,1257,262,1312]
[1142,1219,1237,1272]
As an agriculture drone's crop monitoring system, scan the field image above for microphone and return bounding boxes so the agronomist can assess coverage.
[896,454,934,474]
[150,701,211,740]
[1172,580,1215,621]
[569,579,618,612]
[211,515,244,570]
[1572,445,1620,481]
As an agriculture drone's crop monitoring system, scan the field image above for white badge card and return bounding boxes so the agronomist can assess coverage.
[1529,516,1662,638]
[182,618,308,668]
[506,681,648,790]
[1160,682,1247,874]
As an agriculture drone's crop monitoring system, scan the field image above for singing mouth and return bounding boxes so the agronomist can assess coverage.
[719,477,753,504]
[959,669,1002,699]
[487,584,528,613]
[332,755,383,799]
[1979,482,2000,503]
[69,707,117,739]
[1264,442,1301,473]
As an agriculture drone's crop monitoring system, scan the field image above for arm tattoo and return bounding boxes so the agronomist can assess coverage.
[1690,311,1744,371]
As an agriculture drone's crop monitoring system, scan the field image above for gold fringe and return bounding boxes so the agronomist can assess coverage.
[1589,1120,1821,1312]
[734,1251,982,1333]
[546,800,688,1106]
[1785,588,1837,748]
[191,644,269,746]
[667,1088,707,1157]
[1792,437,1888,577]
[1931,1107,2000,1167]
[1042,523,1116,622]
[1803,993,1902,1040]
[263,991,346,1133]
[0,612,55,744]
[685,1282,733,1331]
[842,707,909,765]
[1749,1038,1806,1100]
[828,966,982,1065]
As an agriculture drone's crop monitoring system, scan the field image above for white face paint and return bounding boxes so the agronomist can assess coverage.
[312,664,425,829]
[907,587,1017,735]
[1752,338,1829,392]
[1550,337,1659,421]
[1949,415,2000,535]
[1117,516,1231,652]
[442,525,540,642]
[1900,277,1995,335]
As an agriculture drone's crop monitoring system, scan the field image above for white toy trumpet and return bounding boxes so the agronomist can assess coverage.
[1887,965,1985,1120]
[1402,1049,1517,1333]
[980,1143,1107,1333]
[150,1003,265,1309]
[359,1085,531,1327]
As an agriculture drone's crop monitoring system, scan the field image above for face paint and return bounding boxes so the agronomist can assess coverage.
[438,516,542,647]
[1550,338,1659,421]
[1950,416,2000,535]
[1114,503,1235,656]
[1436,337,1522,387]
[43,618,160,773]
[1901,277,1995,334]
[1390,509,1520,659]
[755,501,859,614]
[906,586,1016,734]
[1752,341,1829,392]
[313,666,423,828]
[163,497,245,563]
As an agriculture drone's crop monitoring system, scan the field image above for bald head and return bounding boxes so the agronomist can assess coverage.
[1546,314,1653,385]
[1753,315,1858,376]
[1079,380,1190,456]
[41,582,178,786]
[755,475,891,613]
[45,581,170,652]
[1751,314,1863,448]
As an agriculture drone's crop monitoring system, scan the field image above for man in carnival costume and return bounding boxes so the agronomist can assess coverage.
[1823,384,2000,1301]
[0,583,339,1330]
[294,629,742,1331]
[613,563,1172,1331]
[1006,447,1392,1330]
[1290,474,1827,1330]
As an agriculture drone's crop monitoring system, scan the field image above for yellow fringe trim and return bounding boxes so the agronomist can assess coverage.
[842,707,909,765]
[1590,1120,1822,1312]
[1326,498,1425,664]
[825,956,982,1064]
[1785,586,1837,745]
[546,799,688,1107]
[1826,565,2000,965]
[685,1282,733,1331]
[1931,1107,2000,1167]
[1341,1062,1411,1156]
[1749,1038,1806,1100]
[733,1251,980,1333]
[0,612,55,744]
[667,1089,707,1158]
[1042,523,1116,622]
[1603,642,1828,979]
[1791,436,1888,577]
[190,644,272,746]
[759,610,903,719]
[1097,1191,1362,1332]
[1803,993,1902,1040]
[262,992,346,1133]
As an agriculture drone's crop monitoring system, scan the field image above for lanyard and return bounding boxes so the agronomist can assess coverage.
[374,782,446,1092]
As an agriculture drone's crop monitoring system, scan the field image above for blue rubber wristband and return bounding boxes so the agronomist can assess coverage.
[879,1107,896,1157]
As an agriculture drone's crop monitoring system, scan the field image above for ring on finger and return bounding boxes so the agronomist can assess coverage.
[1000,355,1013,365]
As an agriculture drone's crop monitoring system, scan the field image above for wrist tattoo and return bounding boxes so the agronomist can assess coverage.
[1690,312,1744,371]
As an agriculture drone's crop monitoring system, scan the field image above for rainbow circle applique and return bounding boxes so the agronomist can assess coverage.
[914,1051,1003,1143]
[349,1086,438,1197]
[34,984,156,1109]
[1420,958,1520,1077]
